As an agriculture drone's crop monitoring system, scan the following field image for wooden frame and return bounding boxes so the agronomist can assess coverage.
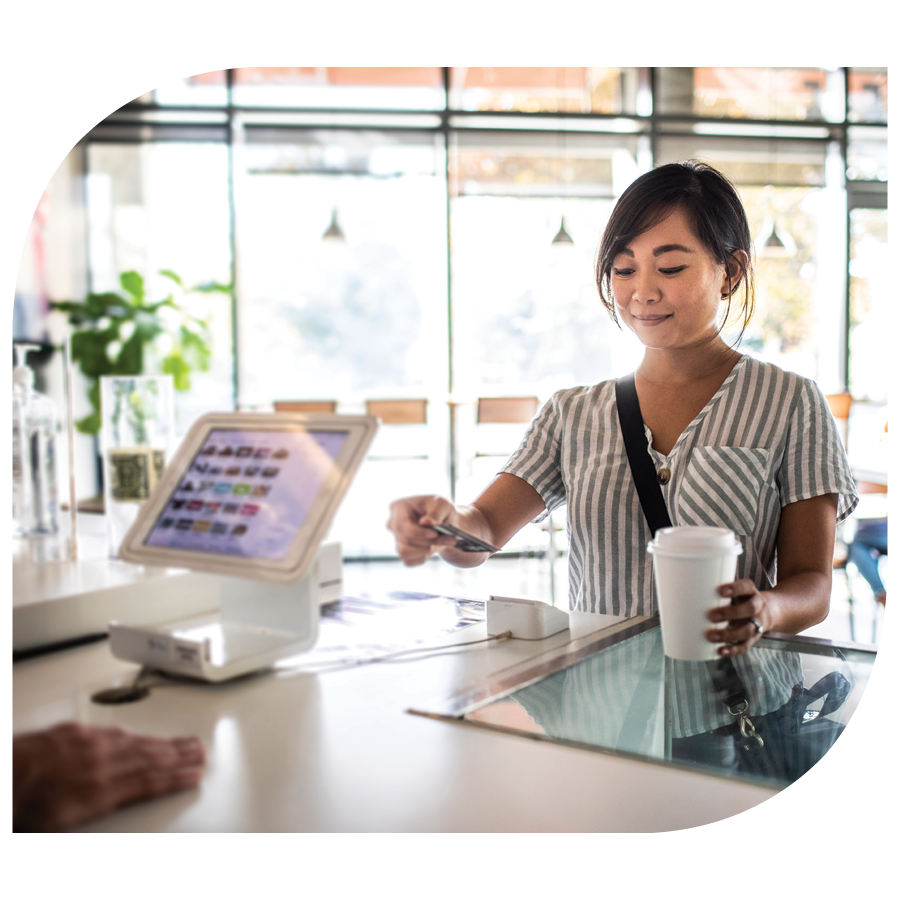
[273,401,338,414]
[477,396,539,424]
[366,399,428,425]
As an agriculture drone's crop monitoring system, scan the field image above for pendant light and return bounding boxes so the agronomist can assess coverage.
[756,218,795,259]
[551,67,574,247]
[757,90,794,260]
[552,216,575,244]
[322,208,346,241]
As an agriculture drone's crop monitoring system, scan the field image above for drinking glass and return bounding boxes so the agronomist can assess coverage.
[100,375,174,558]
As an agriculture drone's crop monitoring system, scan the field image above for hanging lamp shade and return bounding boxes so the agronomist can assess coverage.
[322,208,346,241]
[551,215,574,245]
[757,220,794,259]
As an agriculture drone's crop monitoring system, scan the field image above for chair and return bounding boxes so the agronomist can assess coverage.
[331,399,434,557]
[825,393,888,641]
[472,396,540,463]
[825,392,852,449]
[364,400,429,462]
[473,396,565,604]
[476,396,539,426]
[273,400,338,414]
[366,398,428,427]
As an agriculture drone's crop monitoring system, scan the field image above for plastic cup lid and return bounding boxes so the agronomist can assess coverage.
[648,526,742,555]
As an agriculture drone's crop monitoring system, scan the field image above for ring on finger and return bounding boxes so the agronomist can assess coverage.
[750,618,763,636]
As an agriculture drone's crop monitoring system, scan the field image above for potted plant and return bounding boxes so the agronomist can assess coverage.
[51,269,228,434]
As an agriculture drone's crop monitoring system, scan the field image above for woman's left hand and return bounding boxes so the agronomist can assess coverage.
[706,579,770,657]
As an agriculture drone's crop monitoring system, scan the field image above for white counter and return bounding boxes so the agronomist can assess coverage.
[13,601,777,832]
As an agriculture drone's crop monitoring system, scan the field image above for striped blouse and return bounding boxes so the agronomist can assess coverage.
[501,355,859,616]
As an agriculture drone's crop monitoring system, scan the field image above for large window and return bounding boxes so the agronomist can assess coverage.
[234,129,448,409]
[84,142,234,433]
[30,68,887,554]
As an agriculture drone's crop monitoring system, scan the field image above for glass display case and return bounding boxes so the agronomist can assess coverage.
[412,616,875,789]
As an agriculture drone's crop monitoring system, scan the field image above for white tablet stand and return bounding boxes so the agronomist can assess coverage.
[109,558,321,682]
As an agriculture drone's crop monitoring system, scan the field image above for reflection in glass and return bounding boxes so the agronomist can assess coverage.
[448,67,640,114]
[231,67,444,110]
[847,126,888,182]
[464,628,869,788]
[656,135,827,187]
[848,69,888,123]
[656,67,845,122]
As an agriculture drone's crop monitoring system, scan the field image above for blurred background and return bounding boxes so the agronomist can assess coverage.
[12,67,888,634]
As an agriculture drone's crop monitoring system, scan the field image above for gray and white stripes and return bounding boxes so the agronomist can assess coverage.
[501,356,858,615]
[512,628,804,741]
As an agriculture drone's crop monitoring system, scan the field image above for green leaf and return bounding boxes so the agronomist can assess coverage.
[159,269,183,287]
[85,292,130,319]
[162,352,191,392]
[50,300,90,315]
[71,331,116,378]
[88,380,101,413]
[120,271,144,304]
[76,412,102,435]
[179,326,212,372]
[147,295,176,313]
[191,281,233,294]
[133,318,163,344]
[115,332,144,374]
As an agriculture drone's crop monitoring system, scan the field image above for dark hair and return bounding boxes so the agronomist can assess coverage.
[595,160,755,343]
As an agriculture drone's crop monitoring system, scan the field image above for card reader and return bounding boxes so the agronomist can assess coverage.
[486,595,570,640]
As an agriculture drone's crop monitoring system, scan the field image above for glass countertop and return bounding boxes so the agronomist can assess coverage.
[413,616,875,790]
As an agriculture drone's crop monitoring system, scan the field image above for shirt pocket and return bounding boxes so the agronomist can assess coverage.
[676,447,770,536]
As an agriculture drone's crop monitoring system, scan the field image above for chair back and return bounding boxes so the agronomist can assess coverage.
[476,396,539,424]
[274,400,337,414]
[365,399,428,425]
[825,392,852,448]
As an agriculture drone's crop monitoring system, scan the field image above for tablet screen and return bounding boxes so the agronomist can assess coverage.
[144,428,349,560]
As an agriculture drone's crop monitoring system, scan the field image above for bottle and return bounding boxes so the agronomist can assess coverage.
[12,343,60,536]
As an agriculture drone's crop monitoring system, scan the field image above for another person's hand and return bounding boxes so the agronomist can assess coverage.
[706,579,771,657]
[387,494,460,566]
[13,722,206,832]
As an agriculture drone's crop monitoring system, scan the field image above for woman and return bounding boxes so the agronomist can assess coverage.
[388,161,858,657]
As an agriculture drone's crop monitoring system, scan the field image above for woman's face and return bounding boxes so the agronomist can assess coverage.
[611,207,732,353]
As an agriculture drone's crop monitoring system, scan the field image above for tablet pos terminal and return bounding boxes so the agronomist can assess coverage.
[110,411,377,681]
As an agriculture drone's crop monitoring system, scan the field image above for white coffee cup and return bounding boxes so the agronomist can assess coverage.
[648,526,743,661]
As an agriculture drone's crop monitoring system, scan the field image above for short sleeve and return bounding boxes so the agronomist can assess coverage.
[499,392,568,519]
[778,378,859,522]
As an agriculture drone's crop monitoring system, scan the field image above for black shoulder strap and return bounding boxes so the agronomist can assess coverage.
[615,373,672,536]
[616,374,753,717]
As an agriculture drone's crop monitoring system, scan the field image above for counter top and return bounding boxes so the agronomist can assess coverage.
[13,594,780,832]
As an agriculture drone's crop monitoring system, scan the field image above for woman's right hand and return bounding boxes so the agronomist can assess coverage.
[387,495,462,566]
